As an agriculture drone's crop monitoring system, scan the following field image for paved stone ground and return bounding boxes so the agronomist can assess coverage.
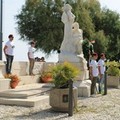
[0,88,120,120]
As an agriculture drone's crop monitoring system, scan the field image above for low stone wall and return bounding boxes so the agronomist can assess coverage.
[2,61,57,76]
[0,61,57,88]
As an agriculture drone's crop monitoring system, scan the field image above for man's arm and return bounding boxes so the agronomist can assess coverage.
[3,45,7,57]
[98,66,101,74]
[98,61,102,79]
[89,66,93,80]
[27,52,30,60]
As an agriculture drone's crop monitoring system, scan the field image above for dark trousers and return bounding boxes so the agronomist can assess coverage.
[6,54,14,74]
[29,58,35,75]
[91,77,98,95]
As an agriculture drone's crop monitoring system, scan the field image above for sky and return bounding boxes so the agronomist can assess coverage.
[2,0,120,62]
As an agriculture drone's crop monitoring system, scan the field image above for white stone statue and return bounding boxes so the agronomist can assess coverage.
[59,4,82,62]
[60,4,75,52]
[59,4,86,64]
[59,4,88,80]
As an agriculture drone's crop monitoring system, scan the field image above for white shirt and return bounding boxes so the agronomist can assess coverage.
[28,47,35,59]
[5,40,15,56]
[98,59,105,74]
[90,59,99,77]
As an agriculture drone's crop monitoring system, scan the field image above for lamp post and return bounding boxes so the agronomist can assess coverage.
[0,0,3,60]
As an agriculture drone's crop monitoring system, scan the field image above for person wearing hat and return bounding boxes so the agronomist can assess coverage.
[28,41,36,75]
[89,53,99,95]
[3,34,15,74]
[98,53,106,94]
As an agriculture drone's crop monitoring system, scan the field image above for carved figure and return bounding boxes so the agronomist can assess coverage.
[60,4,75,51]
[72,22,83,56]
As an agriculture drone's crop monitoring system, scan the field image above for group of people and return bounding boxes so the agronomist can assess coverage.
[89,53,106,95]
[3,34,45,76]
[35,57,45,62]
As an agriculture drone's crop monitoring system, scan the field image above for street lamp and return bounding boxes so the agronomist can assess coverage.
[0,0,3,60]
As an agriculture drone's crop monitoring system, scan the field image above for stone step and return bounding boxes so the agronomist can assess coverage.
[18,75,40,86]
[0,83,53,98]
[0,78,11,91]
[0,95,49,107]
[0,83,53,107]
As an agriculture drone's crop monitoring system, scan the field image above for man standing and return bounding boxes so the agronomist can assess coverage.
[98,53,106,94]
[3,34,15,74]
[89,53,99,95]
[28,41,36,76]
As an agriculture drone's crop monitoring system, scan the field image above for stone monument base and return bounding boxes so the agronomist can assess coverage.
[74,80,91,97]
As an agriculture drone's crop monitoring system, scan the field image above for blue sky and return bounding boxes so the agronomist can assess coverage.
[2,0,120,62]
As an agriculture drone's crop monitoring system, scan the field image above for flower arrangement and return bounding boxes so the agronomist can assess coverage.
[4,74,20,89]
[40,72,53,83]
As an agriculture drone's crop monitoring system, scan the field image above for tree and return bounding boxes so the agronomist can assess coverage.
[16,0,120,61]
[100,9,120,60]
[16,0,97,54]
[16,0,63,54]
[93,30,108,56]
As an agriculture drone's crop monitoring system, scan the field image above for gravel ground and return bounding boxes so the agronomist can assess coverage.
[0,88,120,120]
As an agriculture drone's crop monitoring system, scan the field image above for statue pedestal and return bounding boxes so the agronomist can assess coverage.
[59,52,89,80]
[0,61,10,91]
[73,80,91,97]
[59,55,91,97]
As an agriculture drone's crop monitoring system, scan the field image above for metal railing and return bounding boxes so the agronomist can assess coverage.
[103,67,107,95]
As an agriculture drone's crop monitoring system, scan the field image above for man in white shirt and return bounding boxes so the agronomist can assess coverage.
[3,34,15,74]
[28,41,36,75]
[89,53,99,95]
[98,53,106,94]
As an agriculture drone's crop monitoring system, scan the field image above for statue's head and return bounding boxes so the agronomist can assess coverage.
[72,22,79,30]
[63,4,72,12]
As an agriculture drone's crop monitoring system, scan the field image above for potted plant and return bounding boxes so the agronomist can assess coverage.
[106,61,120,88]
[49,62,80,112]
[40,71,53,83]
[4,74,20,89]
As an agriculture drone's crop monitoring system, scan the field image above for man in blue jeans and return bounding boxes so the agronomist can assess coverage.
[98,53,106,94]
[3,34,15,74]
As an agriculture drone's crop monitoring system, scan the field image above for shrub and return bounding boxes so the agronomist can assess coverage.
[50,62,80,88]
[106,61,120,76]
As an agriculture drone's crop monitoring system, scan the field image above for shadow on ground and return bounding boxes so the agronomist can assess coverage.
[14,108,69,120]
